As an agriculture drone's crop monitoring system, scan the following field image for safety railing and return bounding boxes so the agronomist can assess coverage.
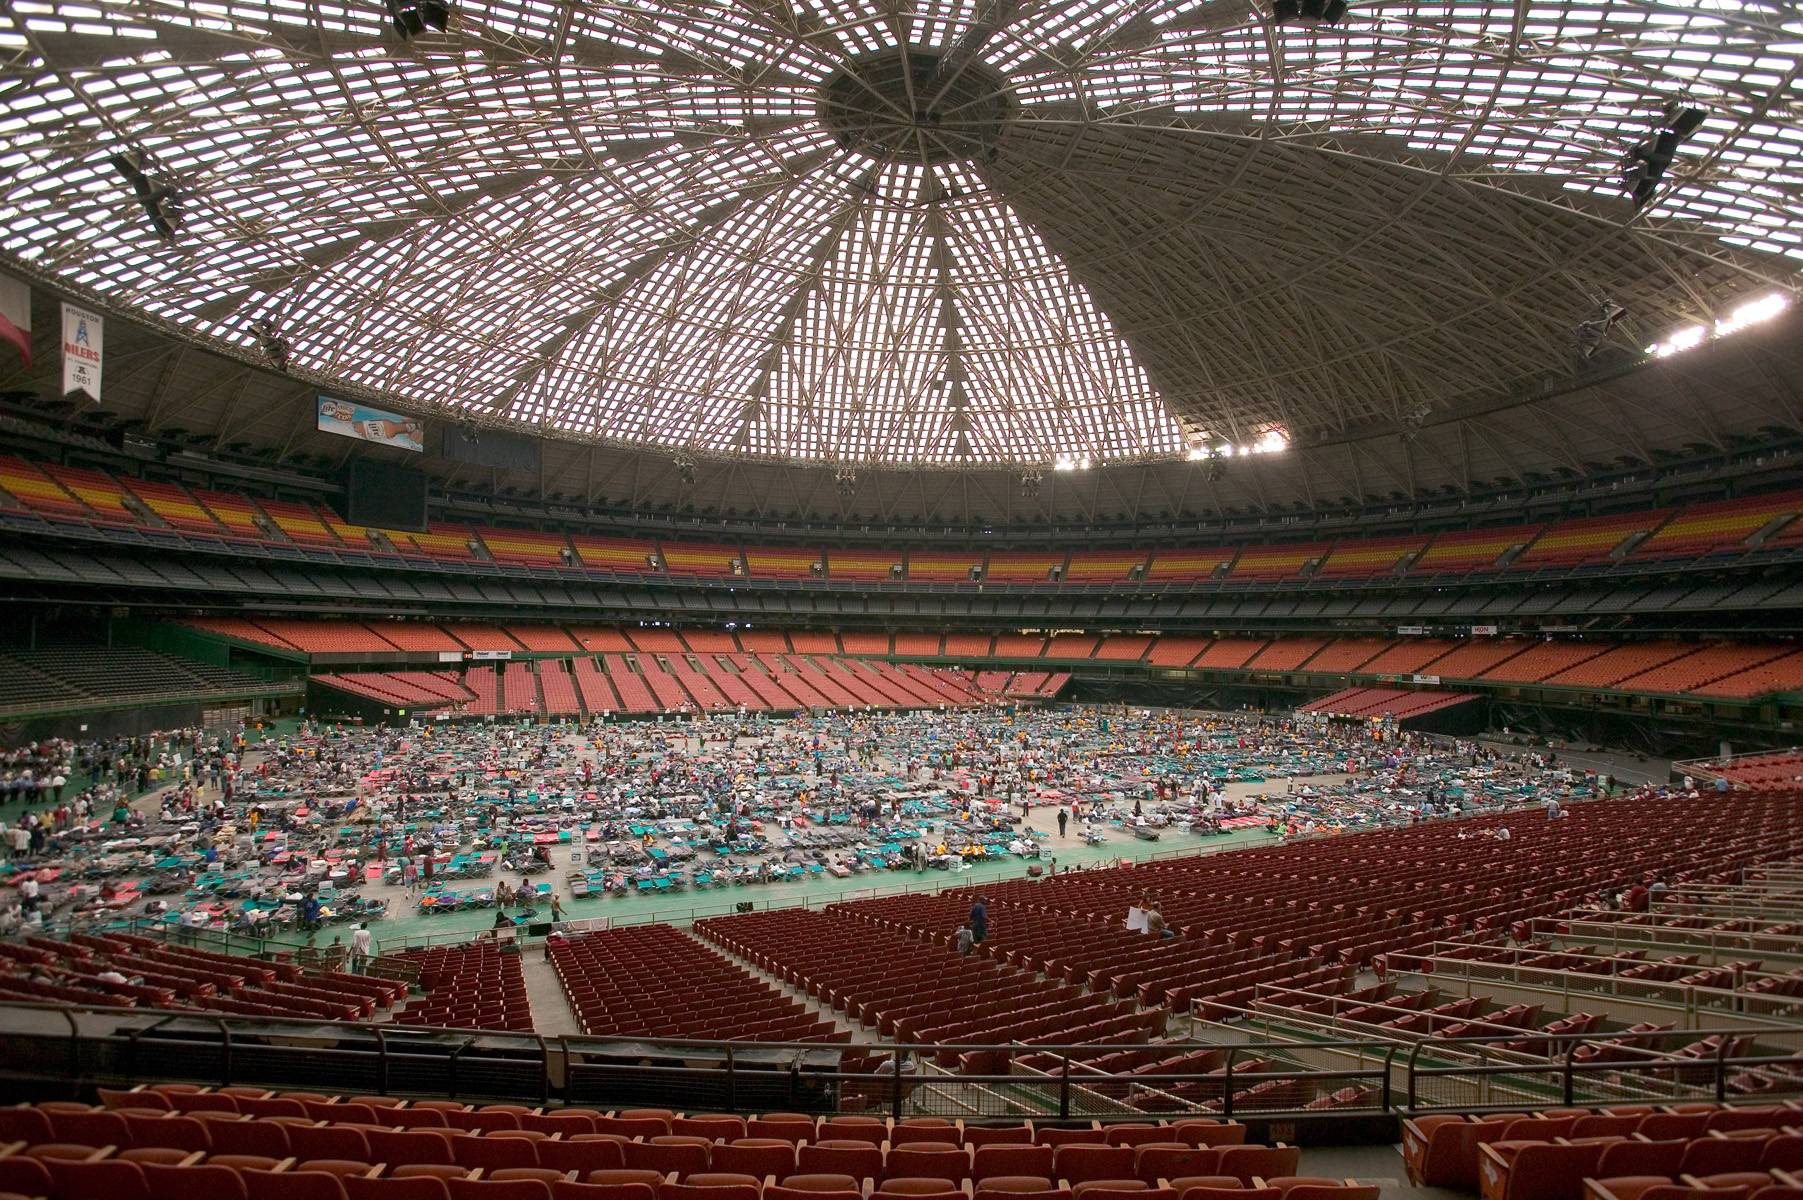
[2,998,1800,1121]
[1401,949,1803,1026]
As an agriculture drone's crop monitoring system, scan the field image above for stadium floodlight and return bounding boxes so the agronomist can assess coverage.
[1574,299,1627,359]
[1273,0,1351,26]
[109,152,181,242]
[674,450,697,483]
[1622,104,1707,210]
[1646,292,1789,358]
[1019,468,1043,498]
[250,317,290,372]
[834,466,858,497]
[384,0,449,39]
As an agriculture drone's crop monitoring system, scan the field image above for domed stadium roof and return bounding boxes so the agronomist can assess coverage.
[1,0,1799,469]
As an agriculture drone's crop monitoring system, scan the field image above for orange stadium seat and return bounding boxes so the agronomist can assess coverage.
[1636,490,1803,558]
[829,550,901,580]
[1146,547,1237,581]
[124,478,228,533]
[0,455,92,518]
[744,547,821,579]
[1231,541,1331,580]
[1065,551,1149,582]
[661,541,744,576]
[987,552,1066,582]
[908,552,982,581]
[1413,524,1542,573]
[571,535,661,572]
[1315,535,1427,577]
[479,527,574,566]
[1516,510,1674,567]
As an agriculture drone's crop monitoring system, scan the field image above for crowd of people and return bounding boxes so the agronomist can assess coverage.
[0,704,1648,943]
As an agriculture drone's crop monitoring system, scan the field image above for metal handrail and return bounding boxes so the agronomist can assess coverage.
[3,997,1800,1118]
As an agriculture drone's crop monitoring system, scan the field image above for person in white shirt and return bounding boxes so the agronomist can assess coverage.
[350,923,373,972]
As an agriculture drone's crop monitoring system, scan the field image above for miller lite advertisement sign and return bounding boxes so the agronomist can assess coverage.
[61,302,102,400]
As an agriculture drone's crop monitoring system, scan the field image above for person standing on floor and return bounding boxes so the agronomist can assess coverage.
[969,894,988,947]
[350,922,372,972]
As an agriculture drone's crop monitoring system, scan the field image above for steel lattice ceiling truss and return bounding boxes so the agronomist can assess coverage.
[0,0,1799,466]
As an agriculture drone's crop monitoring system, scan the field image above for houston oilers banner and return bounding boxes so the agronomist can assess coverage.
[61,302,102,400]
[317,395,424,453]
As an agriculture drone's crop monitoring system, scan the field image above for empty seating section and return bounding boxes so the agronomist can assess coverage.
[0,455,90,518]
[1695,652,1803,699]
[987,552,1064,582]
[41,463,141,524]
[1414,525,1540,573]
[1147,637,1210,667]
[190,488,270,539]
[603,657,661,714]
[1618,644,1795,694]
[1711,751,1803,787]
[1047,635,1099,659]
[315,672,476,711]
[378,625,468,652]
[1541,641,1698,688]
[1066,550,1149,581]
[1297,688,1475,719]
[894,635,942,656]
[686,791,1803,1069]
[479,528,572,566]
[1518,509,1673,566]
[696,908,1165,1065]
[165,618,1803,710]
[403,525,478,559]
[663,542,743,576]
[446,625,523,653]
[745,547,821,578]
[254,620,399,654]
[1636,490,1803,557]
[638,656,699,712]
[10,458,1803,591]
[122,478,229,533]
[550,924,840,1041]
[1246,636,1334,672]
[831,549,901,579]
[0,930,402,1018]
[1420,638,1525,679]
[502,662,543,713]
[258,499,341,547]
[571,534,659,572]
[1355,639,1457,675]
[1232,542,1330,580]
[570,656,622,714]
[1095,636,1153,662]
[461,666,501,715]
[994,635,1047,657]
[508,627,582,651]
[0,638,274,713]
[1316,535,1425,576]
[909,552,981,581]
[1148,548,1236,581]
[391,942,530,1031]
[570,627,635,652]
[1192,640,1267,669]
[1479,641,1608,683]
[943,634,993,658]
[1296,638,1391,674]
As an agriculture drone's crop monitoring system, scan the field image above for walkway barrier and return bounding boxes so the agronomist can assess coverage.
[1,998,1799,1122]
